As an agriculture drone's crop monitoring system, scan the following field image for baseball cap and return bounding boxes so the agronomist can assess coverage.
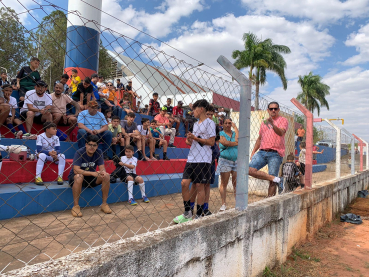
[178,101,183,105]
[161,106,167,111]
[88,100,99,108]
[36,80,47,87]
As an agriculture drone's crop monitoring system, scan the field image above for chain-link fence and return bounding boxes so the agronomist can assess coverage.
[0,1,366,274]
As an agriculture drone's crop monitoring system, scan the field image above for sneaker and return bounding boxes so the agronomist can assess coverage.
[173,212,192,224]
[219,204,226,211]
[129,198,138,206]
[35,177,44,186]
[23,133,30,137]
[203,210,212,216]
[57,176,63,185]
[142,196,150,203]
[163,156,170,161]
[71,205,83,217]
[101,203,112,214]
[168,143,176,148]
[194,214,203,220]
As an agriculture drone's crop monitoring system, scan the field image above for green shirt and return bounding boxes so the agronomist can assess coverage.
[212,115,219,124]
[108,124,122,137]
[16,66,41,91]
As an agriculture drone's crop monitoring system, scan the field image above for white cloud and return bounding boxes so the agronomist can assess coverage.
[343,23,369,66]
[267,67,369,142]
[240,0,369,24]
[100,0,204,39]
[151,14,334,81]
[0,0,39,24]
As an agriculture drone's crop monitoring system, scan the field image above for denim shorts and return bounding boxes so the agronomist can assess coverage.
[217,157,237,173]
[249,150,283,177]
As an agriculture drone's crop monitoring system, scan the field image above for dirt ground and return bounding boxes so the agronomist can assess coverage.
[264,197,369,277]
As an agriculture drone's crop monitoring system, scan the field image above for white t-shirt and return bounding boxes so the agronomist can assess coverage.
[187,118,216,164]
[121,156,137,174]
[21,90,52,116]
[5,96,17,116]
[36,132,60,153]
[137,125,149,136]
[218,112,226,117]
[96,82,106,89]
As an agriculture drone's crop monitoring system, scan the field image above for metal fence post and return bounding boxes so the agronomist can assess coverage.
[324,119,341,179]
[353,134,364,171]
[341,128,355,175]
[290,98,313,189]
[217,55,251,210]
[360,137,368,170]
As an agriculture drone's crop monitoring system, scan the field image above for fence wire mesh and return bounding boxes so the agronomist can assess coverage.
[0,1,364,274]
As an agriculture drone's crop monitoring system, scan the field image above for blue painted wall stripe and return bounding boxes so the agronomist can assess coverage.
[65,25,100,71]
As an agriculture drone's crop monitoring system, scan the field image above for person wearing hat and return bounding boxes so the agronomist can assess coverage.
[77,100,112,160]
[20,80,52,138]
[154,107,176,148]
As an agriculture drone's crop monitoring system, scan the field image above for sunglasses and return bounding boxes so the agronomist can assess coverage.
[107,85,113,87]
[269,108,278,111]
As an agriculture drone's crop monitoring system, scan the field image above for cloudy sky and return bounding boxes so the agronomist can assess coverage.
[3,0,369,141]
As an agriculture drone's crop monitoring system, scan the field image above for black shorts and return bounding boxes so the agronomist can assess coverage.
[18,87,27,98]
[118,169,138,183]
[20,111,44,124]
[129,137,138,146]
[183,162,211,184]
[68,174,100,188]
[155,140,161,148]
[298,163,305,175]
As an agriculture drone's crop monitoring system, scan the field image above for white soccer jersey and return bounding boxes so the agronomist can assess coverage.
[121,156,138,174]
[36,133,60,153]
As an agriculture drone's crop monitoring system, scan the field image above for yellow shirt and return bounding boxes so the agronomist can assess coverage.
[70,76,81,92]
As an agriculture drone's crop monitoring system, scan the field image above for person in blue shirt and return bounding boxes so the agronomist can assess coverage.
[149,119,169,160]
[77,100,112,160]
[218,117,238,212]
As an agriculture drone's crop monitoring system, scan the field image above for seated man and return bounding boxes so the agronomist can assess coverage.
[2,84,26,138]
[72,77,93,111]
[77,101,112,160]
[101,82,122,118]
[121,112,144,160]
[125,80,140,100]
[20,80,52,138]
[51,83,80,138]
[154,107,176,148]
[54,74,70,94]
[68,134,112,217]
[137,118,156,160]
[16,57,41,107]
[35,122,66,186]
[150,119,169,160]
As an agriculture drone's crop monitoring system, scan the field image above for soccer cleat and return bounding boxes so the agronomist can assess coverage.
[173,213,192,224]
[129,198,138,206]
[219,204,226,211]
[35,177,44,186]
[194,214,203,220]
[168,143,176,148]
[203,210,213,216]
[57,176,63,185]
[142,196,150,203]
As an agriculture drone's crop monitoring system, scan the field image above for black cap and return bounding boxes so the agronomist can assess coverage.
[91,73,98,78]
[36,80,47,87]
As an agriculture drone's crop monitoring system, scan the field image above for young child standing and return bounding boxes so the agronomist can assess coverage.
[118,145,150,205]
[35,122,66,186]
[149,120,169,160]
[281,154,301,193]
[296,142,306,190]
[173,99,216,223]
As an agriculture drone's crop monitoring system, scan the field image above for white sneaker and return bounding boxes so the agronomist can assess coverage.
[219,204,226,211]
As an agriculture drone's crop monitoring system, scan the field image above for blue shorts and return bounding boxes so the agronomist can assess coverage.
[249,150,283,177]
[217,157,237,173]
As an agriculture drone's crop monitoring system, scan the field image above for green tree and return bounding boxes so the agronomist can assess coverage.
[0,7,31,77]
[232,32,291,110]
[297,72,330,116]
[98,42,114,79]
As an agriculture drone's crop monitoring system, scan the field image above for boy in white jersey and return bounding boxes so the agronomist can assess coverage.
[173,99,215,223]
[117,145,149,206]
[137,118,155,160]
[35,122,66,186]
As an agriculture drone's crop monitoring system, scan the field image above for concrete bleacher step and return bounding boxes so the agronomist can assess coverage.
[0,175,219,220]
[0,138,190,159]
[0,159,187,184]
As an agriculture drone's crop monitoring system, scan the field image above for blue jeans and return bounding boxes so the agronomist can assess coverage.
[77,129,112,155]
[249,150,283,177]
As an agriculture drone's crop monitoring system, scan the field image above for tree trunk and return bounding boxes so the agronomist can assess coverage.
[255,80,260,110]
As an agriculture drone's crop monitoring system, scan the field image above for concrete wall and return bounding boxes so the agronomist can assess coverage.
[5,171,369,277]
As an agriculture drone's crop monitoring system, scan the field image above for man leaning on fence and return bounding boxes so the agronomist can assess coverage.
[68,134,112,217]
[249,102,288,197]
[77,101,112,160]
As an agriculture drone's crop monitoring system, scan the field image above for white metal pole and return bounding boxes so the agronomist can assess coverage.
[360,137,369,170]
[324,119,341,179]
[341,128,355,175]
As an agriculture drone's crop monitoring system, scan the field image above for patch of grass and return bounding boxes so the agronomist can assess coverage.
[365,262,369,269]
[292,247,320,262]
[263,265,293,277]
[263,266,277,277]
[344,265,354,272]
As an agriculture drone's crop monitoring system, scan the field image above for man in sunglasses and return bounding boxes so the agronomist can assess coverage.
[249,102,288,197]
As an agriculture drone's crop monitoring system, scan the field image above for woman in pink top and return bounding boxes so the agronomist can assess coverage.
[249,102,288,197]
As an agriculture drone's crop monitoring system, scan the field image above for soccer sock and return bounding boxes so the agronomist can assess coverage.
[137,150,143,160]
[128,181,134,199]
[36,157,45,178]
[139,182,146,198]
[184,200,191,212]
[163,152,167,159]
[7,124,16,134]
[17,124,26,133]
[196,204,204,216]
[203,203,209,211]
[57,154,66,177]
[273,177,281,183]
[190,202,195,210]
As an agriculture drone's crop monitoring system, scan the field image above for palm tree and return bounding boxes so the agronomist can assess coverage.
[297,72,330,116]
[232,32,291,110]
